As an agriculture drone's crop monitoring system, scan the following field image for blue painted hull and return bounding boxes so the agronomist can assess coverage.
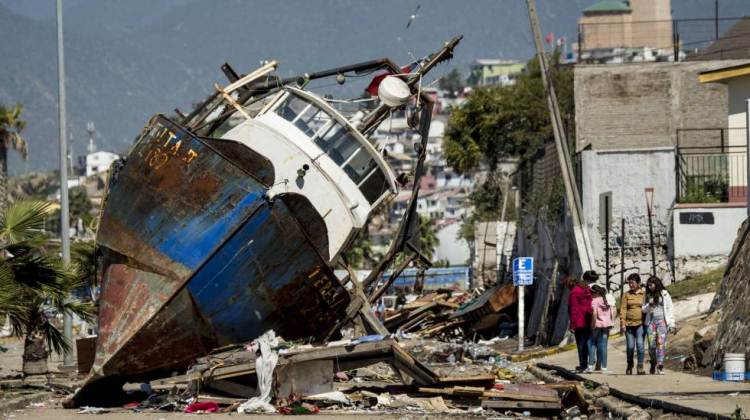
[90,115,350,382]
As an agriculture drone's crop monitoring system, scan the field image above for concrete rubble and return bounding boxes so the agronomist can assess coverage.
[24,332,600,417]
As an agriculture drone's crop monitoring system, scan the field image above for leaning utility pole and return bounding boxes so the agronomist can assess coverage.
[57,0,74,368]
[525,0,594,272]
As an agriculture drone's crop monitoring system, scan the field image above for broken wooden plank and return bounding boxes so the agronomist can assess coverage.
[392,344,439,385]
[418,387,560,403]
[481,399,562,411]
[542,382,588,411]
[452,386,485,397]
[438,374,496,386]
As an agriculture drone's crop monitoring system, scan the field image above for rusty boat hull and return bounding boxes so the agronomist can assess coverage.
[72,115,350,405]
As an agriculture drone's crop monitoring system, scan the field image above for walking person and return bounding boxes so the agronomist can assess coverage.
[643,276,675,375]
[566,275,592,372]
[620,273,646,375]
[589,284,615,372]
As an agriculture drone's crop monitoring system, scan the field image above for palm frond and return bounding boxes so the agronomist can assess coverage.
[5,132,27,159]
[0,200,52,244]
[71,241,98,289]
[0,103,27,159]
[41,318,69,355]
[62,301,95,323]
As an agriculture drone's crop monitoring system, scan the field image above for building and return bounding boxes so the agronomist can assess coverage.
[664,63,750,259]
[574,59,750,281]
[468,60,525,87]
[86,151,120,177]
[434,221,471,266]
[578,0,673,62]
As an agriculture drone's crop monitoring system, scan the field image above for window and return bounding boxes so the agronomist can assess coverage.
[272,91,393,205]
[276,94,320,137]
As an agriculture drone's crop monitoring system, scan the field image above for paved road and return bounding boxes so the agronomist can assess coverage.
[538,335,750,418]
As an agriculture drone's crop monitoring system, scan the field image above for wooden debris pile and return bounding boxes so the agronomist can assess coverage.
[383,284,518,338]
[147,336,566,415]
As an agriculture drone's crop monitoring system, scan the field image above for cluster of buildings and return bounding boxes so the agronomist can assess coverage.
[366,102,477,267]
[466,0,750,290]
[576,0,676,63]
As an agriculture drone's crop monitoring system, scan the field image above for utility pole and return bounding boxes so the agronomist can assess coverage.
[525,0,594,272]
[57,0,73,368]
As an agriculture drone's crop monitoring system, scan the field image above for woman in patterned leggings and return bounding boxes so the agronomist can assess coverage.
[642,276,675,375]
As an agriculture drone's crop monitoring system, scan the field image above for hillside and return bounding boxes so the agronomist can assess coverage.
[0,0,747,172]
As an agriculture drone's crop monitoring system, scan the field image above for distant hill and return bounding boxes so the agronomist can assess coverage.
[0,0,746,172]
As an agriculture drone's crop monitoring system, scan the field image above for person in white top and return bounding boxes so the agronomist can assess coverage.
[642,276,675,375]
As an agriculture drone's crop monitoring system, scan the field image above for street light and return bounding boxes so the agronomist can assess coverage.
[56,0,73,368]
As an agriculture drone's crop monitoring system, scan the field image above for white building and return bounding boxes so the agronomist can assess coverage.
[86,151,120,177]
[434,221,470,266]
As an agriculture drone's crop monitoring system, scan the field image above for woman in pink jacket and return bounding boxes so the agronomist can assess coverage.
[588,284,615,372]
[566,275,592,372]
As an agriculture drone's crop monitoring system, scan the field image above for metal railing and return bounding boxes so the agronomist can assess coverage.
[676,128,747,204]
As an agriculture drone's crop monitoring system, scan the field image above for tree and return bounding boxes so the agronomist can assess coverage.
[70,186,94,226]
[418,214,439,259]
[443,53,574,175]
[0,104,29,211]
[443,53,573,232]
[72,240,98,301]
[44,186,95,237]
[438,69,465,98]
[0,200,93,375]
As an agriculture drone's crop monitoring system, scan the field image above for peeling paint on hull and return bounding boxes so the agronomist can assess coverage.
[73,115,350,405]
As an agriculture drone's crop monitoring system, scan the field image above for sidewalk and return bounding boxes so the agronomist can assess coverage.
[536,336,750,419]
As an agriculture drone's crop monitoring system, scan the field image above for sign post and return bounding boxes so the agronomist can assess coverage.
[513,257,534,352]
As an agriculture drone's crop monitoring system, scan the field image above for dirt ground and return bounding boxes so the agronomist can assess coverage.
[663,311,721,376]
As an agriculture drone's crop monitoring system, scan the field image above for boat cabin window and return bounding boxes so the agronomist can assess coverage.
[271,92,391,204]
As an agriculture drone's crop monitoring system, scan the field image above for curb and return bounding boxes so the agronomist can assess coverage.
[509,343,577,362]
[507,333,624,363]
[536,362,734,420]
[0,391,52,414]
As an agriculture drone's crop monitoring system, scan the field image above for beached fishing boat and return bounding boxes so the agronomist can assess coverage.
[70,36,461,405]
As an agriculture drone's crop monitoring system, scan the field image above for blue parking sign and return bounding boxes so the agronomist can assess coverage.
[513,257,534,286]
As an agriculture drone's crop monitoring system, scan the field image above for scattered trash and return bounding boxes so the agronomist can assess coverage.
[277,394,320,415]
[76,406,109,414]
[303,391,351,406]
[184,401,219,414]
[237,330,280,414]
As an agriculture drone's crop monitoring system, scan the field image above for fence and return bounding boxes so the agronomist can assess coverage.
[577,17,745,63]
[675,128,748,204]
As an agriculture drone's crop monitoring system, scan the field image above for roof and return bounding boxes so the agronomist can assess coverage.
[699,62,750,83]
[690,17,750,61]
[583,0,631,14]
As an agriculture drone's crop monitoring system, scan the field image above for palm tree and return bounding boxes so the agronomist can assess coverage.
[418,214,439,259]
[0,104,29,211]
[0,200,93,375]
[72,240,98,301]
